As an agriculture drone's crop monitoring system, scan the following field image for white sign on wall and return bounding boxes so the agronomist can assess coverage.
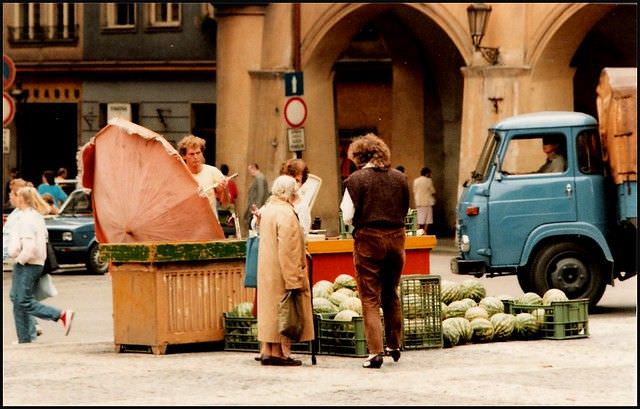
[287,128,305,151]
[3,128,10,154]
[107,103,132,122]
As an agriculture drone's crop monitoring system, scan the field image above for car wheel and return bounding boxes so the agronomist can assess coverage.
[529,242,606,308]
[87,243,109,275]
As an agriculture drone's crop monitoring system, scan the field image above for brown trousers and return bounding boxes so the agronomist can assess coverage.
[352,226,406,354]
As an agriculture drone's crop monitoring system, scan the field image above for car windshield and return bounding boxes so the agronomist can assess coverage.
[59,190,93,216]
[468,130,500,184]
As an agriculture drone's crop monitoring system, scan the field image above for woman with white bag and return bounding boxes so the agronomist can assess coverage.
[8,186,74,344]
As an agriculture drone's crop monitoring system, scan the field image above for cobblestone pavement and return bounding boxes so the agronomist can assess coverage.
[3,248,637,406]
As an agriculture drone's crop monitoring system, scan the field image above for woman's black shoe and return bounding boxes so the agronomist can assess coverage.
[254,354,263,362]
[385,347,401,362]
[362,354,384,369]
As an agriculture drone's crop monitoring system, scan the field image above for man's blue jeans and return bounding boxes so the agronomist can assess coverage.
[10,263,62,343]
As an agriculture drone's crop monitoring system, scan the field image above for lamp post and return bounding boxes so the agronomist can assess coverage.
[467,3,500,65]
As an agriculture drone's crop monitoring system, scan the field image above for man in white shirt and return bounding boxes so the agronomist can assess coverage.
[178,135,229,220]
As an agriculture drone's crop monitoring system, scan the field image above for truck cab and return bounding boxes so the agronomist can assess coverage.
[452,111,637,307]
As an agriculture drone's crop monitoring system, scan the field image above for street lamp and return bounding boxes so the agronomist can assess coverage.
[467,3,500,65]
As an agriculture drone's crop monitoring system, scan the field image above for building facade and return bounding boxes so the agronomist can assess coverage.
[3,3,217,189]
[213,3,636,237]
[4,3,636,238]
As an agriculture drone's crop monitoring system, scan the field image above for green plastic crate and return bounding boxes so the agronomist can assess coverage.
[504,299,589,340]
[400,275,443,349]
[318,313,369,357]
[223,313,317,353]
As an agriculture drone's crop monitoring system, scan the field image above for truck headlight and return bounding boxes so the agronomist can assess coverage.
[460,235,470,253]
[62,232,73,241]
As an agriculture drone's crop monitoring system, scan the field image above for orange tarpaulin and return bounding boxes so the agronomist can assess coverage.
[81,118,225,243]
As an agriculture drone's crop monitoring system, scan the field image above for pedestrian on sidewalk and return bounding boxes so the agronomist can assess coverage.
[256,175,314,366]
[8,186,74,344]
[413,166,436,234]
[341,133,409,369]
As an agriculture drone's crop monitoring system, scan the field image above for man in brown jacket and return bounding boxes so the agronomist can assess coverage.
[340,133,409,369]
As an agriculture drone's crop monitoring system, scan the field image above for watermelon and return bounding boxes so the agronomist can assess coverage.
[465,306,489,321]
[403,318,426,339]
[334,287,356,298]
[542,288,569,305]
[312,280,334,299]
[333,274,357,291]
[402,293,423,319]
[479,296,504,317]
[333,309,360,321]
[329,291,351,307]
[490,313,516,340]
[531,308,547,325]
[441,280,463,304]
[442,317,461,347]
[441,302,448,320]
[470,317,494,342]
[513,312,539,339]
[313,297,339,314]
[460,279,487,302]
[446,300,469,318]
[517,292,543,306]
[229,302,253,318]
[460,298,478,309]
[339,297,362,314]
[449,317,473,344]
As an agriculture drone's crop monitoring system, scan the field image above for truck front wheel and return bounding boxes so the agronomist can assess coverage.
[530,242,606,307]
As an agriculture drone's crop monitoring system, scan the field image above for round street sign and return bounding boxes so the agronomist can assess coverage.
[3,92,16,127]
[3,54,16,90]
[283,97,307,128]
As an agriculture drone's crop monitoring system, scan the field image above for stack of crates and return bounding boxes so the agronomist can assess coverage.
[504,299,589,340]
[400,274,442,349]
[223,312,316,353]
[317,313,369,357]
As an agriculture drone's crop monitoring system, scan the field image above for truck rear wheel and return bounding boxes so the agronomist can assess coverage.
[530,242,606,307]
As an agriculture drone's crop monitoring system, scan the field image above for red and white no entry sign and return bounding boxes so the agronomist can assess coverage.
[284,97,307,128]
[3,92,15,127]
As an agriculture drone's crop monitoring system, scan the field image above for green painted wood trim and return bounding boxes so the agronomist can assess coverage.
[100,240,247,262]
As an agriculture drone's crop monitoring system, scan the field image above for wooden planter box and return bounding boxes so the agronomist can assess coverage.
[101,240,254,355]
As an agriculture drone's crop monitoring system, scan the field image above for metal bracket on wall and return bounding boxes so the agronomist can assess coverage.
[488,97,503,114]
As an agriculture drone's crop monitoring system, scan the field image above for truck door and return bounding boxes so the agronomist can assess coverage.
[488,132,577,265]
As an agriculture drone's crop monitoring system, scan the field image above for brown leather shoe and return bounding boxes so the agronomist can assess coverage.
[268,356,302,366]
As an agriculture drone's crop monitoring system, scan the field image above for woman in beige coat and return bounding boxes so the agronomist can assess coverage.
[257,175,314,366]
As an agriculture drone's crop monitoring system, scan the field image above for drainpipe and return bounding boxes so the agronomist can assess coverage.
[292,3,302,159]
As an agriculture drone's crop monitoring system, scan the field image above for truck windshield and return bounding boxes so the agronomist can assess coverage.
[468,130,499,184]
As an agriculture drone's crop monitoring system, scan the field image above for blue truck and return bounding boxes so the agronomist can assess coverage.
[451,67,637,307]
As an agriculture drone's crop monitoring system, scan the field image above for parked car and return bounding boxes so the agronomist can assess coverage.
[45,188,108,274]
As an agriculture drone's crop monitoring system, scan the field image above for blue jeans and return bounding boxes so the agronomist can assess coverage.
[10,263,62,343]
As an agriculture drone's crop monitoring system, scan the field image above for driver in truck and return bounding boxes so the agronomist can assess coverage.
[536,135,566,173]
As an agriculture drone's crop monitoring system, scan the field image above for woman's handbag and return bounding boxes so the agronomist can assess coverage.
[34,273,58,301]
[278,289,303,342]
[42,241,59,274]
[244,235,259,288]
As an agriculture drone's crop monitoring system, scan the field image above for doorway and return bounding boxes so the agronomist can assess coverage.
[15,103,78,186]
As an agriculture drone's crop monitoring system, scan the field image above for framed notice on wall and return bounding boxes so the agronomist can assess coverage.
[107,103,132,122]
